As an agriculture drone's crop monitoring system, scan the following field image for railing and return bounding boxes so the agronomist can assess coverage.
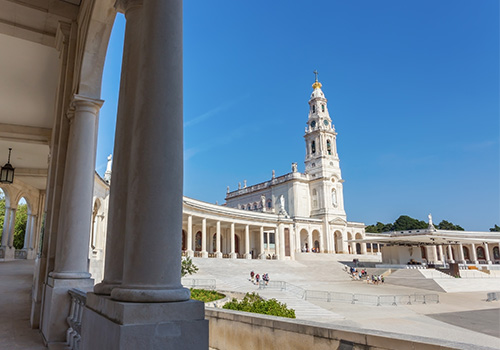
[259,280,439,306]
[182,278,217,290]
[66,289,87,350]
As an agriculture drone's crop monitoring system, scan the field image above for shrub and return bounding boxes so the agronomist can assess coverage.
[190,288,225,303]
[223,292,296,318]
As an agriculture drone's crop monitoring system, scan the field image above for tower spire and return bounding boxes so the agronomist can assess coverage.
[312,70,322,89]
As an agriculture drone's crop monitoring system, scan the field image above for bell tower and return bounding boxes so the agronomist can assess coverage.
[304,71,346,219]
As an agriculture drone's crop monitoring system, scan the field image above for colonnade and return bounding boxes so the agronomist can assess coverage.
[183,215,280,260]
[422,242,500,265]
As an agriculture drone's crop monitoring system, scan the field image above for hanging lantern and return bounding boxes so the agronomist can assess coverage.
[0,148,15,184]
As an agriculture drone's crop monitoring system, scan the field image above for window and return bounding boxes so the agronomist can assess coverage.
[321,104,325,112]
[331,188,337,207]
[311,141,316,154]
[312,105,316,113]
[326,140,331,155]
[477,246,486,259]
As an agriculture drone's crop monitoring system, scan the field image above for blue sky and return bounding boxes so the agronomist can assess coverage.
[96,1,499,231]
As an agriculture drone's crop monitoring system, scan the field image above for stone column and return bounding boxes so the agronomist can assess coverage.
[319,229,324,253]
[22,214,33,250]
[215,221,222,258]
[230,223,236,259]
[484,243,492,264]
[370,244,374,254]
[471,244,478,264]
[447,245,454,263]
[361,242,367,255]
[201,218,208,258]
[259,226,265,259]
[94,0,143,296]
[51,96,103,279]
[42,96,101,345]
[278,223,285,259]
[244,225,251,259]
[186,215,193,257]
[0,207,15,259]
[458,243,465,264]
[307,231,313,253]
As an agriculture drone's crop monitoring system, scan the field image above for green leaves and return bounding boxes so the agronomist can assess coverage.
[13,204,27,249]
[190,288,225,302]
[222,292,296,318]
[181,256,199,277]
[366,215,465,232]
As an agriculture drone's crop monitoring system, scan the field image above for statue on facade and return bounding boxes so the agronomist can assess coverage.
[272,170,275,179]
[244,180,247,188]
[292,162,298,173]
[238,182,241,190]
[261,195,266,210]
[278,194,288,216]
[227,186,230,193]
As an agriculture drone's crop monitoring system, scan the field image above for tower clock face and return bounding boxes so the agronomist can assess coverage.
[323,120,329,126]
[311,121,316,128]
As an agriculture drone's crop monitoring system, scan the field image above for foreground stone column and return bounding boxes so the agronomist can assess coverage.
[41,96,101,346]
[438,245,444,263]
[447,245,454,263]
[186,215,193,257]
[94,0,143,296]
[307,231,313,253]
[83,1,207,349]
[230,223,236,258]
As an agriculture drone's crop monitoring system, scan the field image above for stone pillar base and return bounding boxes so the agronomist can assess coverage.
[0,246,15,259]
[186,249,194,258]
[81,293,208,350]
[201,251,208,258]
[215,252,222,258]
[41,277,94,348]
[244,253,252,259]
[259,254,266,260]
[229,252,237,259]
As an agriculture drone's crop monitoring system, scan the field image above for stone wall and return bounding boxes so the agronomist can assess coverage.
[206,308,466,350]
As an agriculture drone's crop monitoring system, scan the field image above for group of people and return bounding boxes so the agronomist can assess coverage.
[249,270,270,285]
[346,266,385,284]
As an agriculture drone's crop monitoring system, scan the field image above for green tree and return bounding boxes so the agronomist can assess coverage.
[365,221,393,233]
[393,215,427,231]
[436,220,464,231]
[490,224,500,232]
[181,256,198,277]
[13,204,27,249]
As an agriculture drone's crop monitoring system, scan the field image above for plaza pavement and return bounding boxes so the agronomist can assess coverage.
[191,255,500,350]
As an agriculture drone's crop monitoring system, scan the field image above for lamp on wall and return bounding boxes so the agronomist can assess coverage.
[0,148,15,184]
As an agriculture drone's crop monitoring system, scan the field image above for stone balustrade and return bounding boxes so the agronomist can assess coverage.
[66,289,87,350]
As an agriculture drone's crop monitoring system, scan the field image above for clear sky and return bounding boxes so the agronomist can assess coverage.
[96,1,499,231]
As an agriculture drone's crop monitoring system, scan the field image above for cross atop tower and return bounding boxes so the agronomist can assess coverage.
[313,70,319,82]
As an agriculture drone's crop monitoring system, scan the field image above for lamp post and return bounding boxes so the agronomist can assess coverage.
[0,148,14,183]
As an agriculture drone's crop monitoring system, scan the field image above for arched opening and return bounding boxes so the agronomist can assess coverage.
[212,233,222,252]
[234,234,240,255]
[312,230,320,252]
[181,230,186,251]
[477,246,486,260]
[311,140,316,154]
[347,232,353,254]
[14,197,29,258]
[326,139,331,155]
[420,246,427,260]
[463,246,470,261]
[300,229,308,252]
[355,243,361,255]
[195,231,202,251]
[493,246,500,260]
[334,231,343,253]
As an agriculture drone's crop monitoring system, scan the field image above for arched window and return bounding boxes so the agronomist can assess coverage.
[326,140,332,155]
[463,246,470,260]
[493,246,499,260]
[195,231,202,251]
[253,203,258,210]
[321,104,325,112]
[267,200,272,209]
[312,105,316,113]
[311,141,316,154]
[477,246,485,259]
[331,188,337,207]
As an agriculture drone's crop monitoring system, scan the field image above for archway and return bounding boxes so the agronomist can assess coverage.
[195,231,202,251]
[212,233,222,253]
[14,197,29,258]
[493,246,500,261]
[347,232,353,254]
[334,231,343,253]
[300,229,308,251]
[235,234,240,254]
[355,243,361,255]
[355,232,363,254]
[476,246,486,260]
[312,230,320,252]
